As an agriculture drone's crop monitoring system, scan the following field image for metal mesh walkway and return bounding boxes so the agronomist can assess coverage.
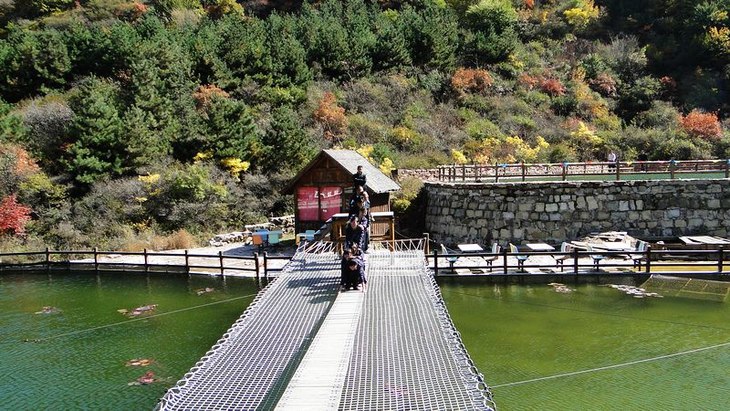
[340,247,495,410]
[157,240,495,410]
[157,243,341,410]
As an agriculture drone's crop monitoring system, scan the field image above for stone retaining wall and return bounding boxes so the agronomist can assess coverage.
[425,179,730,246]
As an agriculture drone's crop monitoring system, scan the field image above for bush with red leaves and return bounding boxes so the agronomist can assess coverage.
[679,110,722,140]
[539,78,566,96]
[313,92,348,141]
[451,68,493,95]
[0,195,32,236]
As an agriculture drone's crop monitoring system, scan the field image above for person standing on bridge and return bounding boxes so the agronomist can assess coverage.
[353,165,367,191]
[340,249,352,290]
[345,215,365,250]
[350,244,367,289]
[607,150,617,172]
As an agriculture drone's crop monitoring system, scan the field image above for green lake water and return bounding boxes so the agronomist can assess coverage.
[2,272,729,410]
[441,282,730,410]
[0,272,258,410]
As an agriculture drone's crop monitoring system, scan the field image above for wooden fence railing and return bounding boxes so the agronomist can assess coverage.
[0,248,293,281]
[428,247,730,278]
[437,159,730,182]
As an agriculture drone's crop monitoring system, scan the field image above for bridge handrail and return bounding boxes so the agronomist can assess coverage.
[428,246,730,277]
[0,248,276,279]
[436,158,730,182]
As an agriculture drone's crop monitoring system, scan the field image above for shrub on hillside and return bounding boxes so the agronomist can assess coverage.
[0,144,39,196]
[347,114,389,145]
[0,194,31,235]
[313,91,348,142]
[632,101,681,130]
[679,110,723,140]
[451,68,493,96]
[391,175,423,213]
[20,99,73,168]
[653,137,712,160]
[540,77,566,96]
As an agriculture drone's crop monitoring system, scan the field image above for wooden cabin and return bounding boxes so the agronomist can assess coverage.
[283,149,401,242]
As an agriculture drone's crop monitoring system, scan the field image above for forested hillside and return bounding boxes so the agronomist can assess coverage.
[0,0,728,251]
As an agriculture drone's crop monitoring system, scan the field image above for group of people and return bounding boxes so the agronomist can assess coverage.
[345,165,371,252]
[340,243,367,291]
[341,165,370,291]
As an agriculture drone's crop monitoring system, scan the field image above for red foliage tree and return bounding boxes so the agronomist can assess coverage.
[0,194,32,235]
[451,68,493,95]
[680,110,722,140]
[193,84,230,111]
[313,92,348,141]
[589,73,617,97]
[517,73,538,90]
[539,78,566,96]
[0,144,40,176]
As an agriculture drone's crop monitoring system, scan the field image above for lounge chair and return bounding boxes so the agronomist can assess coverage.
[587,245,605,271]
[268,231,281,248]
[441,244,459,273]
[482,242,500,272]
[509,243,529,272]
[631,240,649,269]
[304,229,316,241]
[554,242,572,272]
[252,233,265,251]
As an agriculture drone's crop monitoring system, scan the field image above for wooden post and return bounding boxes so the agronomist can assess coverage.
[184,249,189,274]
[669,160,676,179]
[522,161,527,181]
[573,247,579,274]
[494,162,499,183]
[503,247,508,274]
[219,251,224,276]
[263,252,269,280]
[254,252,262,281]
[718,247,724,274]
[144,248,149,273]
[433,248,439,277]
[461,163,466,181]
[562,162,567,181]
[475,164,479,181]
[726,160,729,179]
[93,247,98,272]
[615,160,620,180]
[390,218,395,251]
[423,232,430,254]
[45,247,50,273]
[645,247,652,274]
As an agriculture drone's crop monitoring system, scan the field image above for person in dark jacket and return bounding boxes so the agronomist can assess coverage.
[345,216,364,250]
[340,249,352,289]
[353,165,366,190]
[342,258,363,291]
[350,244,367,286]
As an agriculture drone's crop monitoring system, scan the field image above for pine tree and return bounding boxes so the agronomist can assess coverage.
[262,106,313,173]
[372,10,412,70]
[266,13,311,87]
[205,96,261,164]
[64,78,126,185]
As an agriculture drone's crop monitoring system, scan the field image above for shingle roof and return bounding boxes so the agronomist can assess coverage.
[324,149,400,193]
[283,149,401,194]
